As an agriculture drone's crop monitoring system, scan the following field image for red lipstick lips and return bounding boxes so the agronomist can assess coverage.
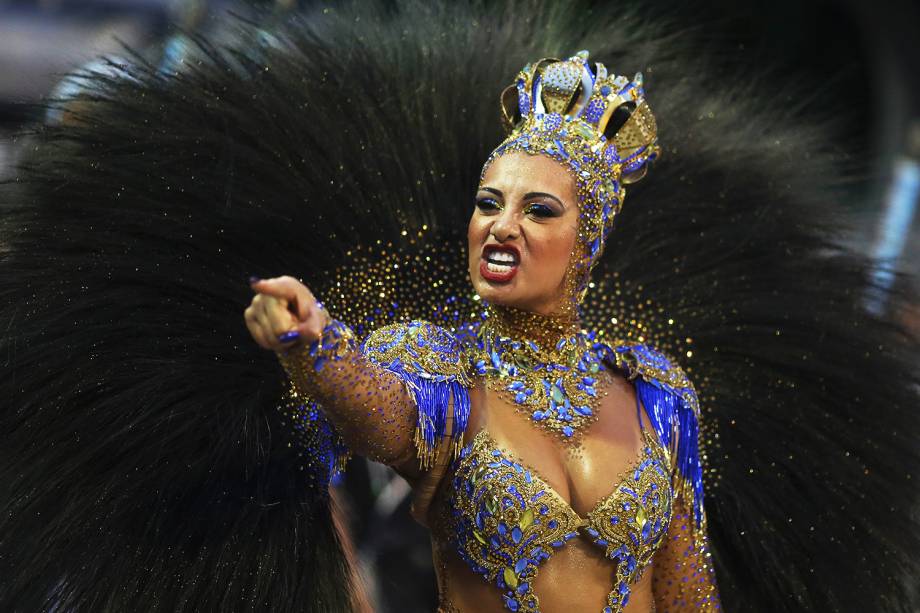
[480,244,520,283]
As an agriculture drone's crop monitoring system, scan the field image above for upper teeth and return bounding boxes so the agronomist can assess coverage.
[488,251,516,263]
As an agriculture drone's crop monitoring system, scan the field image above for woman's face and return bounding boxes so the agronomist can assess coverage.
[468,151,580,315]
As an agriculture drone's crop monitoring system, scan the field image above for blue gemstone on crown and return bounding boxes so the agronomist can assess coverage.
[544,112,562,131]
[584,98,606,123]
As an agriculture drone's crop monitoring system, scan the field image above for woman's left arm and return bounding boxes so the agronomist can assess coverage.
[623,344,721,611]
[651,496,721,611]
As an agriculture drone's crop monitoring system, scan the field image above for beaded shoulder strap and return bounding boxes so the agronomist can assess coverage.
[609,342,706,533]
[362,320,474,469]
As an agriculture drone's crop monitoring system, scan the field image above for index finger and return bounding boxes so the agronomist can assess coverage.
[251,276,315,320]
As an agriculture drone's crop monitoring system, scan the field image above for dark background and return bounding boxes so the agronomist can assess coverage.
[1,0,917,610]
[3,0,917,283]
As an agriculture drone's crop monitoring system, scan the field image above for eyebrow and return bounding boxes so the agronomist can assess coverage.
[477,187,566,208]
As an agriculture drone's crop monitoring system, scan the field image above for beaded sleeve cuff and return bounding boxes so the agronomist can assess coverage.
[275,317,357,486]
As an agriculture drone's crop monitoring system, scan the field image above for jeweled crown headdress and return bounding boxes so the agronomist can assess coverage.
[484,50,660,308]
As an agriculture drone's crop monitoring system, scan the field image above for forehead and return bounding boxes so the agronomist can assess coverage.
[480,151,577,201]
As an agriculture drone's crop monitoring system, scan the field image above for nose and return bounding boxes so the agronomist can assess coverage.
[490,208,520,242]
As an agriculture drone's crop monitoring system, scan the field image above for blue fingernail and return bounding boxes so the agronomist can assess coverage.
[249,276,261,284]
[278,331,300,343]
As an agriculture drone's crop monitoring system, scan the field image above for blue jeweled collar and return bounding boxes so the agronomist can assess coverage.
[470,305,612,441]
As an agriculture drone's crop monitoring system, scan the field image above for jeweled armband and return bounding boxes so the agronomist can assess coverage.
[277,316,356,387]
[277,316,472,472]
[276,316,356,487]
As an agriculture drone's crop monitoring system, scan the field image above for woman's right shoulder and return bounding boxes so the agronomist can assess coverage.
[362,320,476,494]
[360,319,474,384]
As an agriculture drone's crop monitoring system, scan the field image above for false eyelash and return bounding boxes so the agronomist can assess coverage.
[475,198,502,211]
[525,203,555,218]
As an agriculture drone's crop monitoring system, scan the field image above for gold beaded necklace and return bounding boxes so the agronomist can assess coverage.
[471,304,610,442]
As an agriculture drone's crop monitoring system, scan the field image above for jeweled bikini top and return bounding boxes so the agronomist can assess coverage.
[444,414,672,613]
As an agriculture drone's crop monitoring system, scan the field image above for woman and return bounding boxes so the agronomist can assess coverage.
[2,2,917,612]
[245,53,719,612]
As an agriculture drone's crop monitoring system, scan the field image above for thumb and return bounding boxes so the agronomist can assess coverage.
[289,292,313,322]
[294,302,330,341]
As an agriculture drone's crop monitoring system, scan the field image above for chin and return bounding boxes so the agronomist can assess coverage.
[473,276,512,301]
[473,278,531,310]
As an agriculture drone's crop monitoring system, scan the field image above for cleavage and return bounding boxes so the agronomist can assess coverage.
[467,385,651,519]
[465,428,655,521]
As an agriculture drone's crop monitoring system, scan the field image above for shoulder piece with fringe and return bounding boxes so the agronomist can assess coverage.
[362,320,473,469]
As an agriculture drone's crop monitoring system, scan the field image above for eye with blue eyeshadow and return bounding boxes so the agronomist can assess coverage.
[475,197,502,213]
[525,202,556,218]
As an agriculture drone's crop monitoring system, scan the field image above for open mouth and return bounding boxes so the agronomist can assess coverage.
[480,245,520,282]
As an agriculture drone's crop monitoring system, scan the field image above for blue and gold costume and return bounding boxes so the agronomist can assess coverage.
[4,4,918,613]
